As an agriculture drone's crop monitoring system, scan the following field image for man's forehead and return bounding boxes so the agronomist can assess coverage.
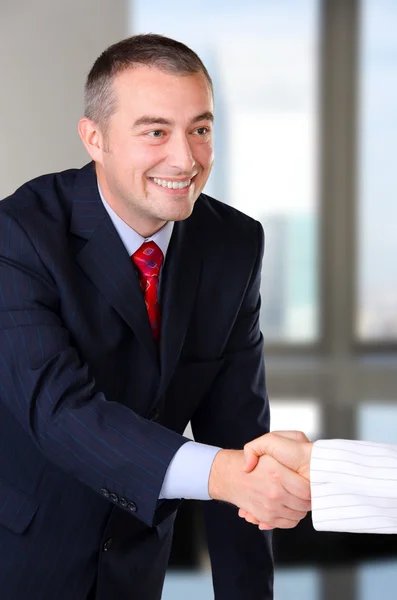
[114,64,211,89]
[112,67,214,120]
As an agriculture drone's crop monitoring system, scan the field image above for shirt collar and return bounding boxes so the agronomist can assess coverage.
[98,184,174,258]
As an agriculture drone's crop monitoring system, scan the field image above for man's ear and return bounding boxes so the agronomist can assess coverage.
[78,117,105,163]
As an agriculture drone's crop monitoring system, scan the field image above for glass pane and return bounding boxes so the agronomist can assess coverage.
[162,572,212,600]
[358,560,397,600]
[357,0,397,340]
[358,402,397,443]
[270,398,322,440]
[275,568,320,600]
[162,568,320,600]
[186,398,322,442]
[131,0,320,343]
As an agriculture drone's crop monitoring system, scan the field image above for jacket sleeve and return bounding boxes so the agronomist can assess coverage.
[191,221,274,600]
[0,208,187,527]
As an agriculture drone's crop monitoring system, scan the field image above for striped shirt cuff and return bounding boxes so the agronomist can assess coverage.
[311,439,397,533]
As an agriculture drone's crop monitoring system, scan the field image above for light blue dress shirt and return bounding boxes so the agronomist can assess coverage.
[99,187,221,500]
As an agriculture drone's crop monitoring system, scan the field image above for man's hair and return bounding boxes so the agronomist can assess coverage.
[84,33,213,130]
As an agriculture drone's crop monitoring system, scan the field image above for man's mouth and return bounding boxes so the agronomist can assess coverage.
[150,177,192,190]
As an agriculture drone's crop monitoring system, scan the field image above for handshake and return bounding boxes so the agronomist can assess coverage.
[208,431,313,531]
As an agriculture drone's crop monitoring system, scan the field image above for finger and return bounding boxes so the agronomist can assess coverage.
[243,431,307,473]
[265,439,311,484]
[243,507,305,526]
[282,494,311,513]
[281,469,311,504]
[257,487,308,520]
[238,507,260,525]
[272,430,310,443]
[239,508,257,523]
[244,513,261,525]
[268,456,311,502]
[258,523,274,531]
[271,506,308,522]
[259,517,301,530]
[272,476,311,512]
[243,446,261,473]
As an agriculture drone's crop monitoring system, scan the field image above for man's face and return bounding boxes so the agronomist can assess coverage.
[94,65,214,236]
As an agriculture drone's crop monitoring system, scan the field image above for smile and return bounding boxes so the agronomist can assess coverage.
[151,177,191,189]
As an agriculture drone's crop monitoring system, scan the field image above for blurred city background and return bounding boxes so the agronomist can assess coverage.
[1,0,396,598]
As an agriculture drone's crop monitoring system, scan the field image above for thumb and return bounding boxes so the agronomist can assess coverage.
[243,439,267,472]
[271,430,310,443]
[243,431,310,473]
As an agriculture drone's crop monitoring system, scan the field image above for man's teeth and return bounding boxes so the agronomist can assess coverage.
[152,177,191,189]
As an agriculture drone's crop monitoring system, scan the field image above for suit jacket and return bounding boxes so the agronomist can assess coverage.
[0,162,273,599]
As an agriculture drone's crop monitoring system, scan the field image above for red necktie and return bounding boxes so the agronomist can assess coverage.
[131,241,164,342]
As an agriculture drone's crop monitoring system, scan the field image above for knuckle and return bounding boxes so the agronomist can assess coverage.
[270,469,281,483]
[264,519,276,529]
[285,521,299,529]
[267,487,280,502]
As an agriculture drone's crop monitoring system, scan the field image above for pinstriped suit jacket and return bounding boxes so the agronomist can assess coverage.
[0,162,272,600]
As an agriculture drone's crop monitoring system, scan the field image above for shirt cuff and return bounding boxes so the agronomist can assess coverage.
[159,441,221,500]
[310,439,397,532]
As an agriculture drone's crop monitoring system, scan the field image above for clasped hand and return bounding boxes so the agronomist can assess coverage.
[238,430,313,530]
[209,429,313,530]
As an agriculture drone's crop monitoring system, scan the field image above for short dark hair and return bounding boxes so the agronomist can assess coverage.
[84,33,213,130]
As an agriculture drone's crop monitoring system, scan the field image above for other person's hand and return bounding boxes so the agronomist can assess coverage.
[237,431,313,529]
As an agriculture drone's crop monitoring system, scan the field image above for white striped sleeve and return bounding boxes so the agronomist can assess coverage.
[311,439,397,533]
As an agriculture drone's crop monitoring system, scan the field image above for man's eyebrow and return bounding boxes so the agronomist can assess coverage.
[191,112,214,124]
[132,112,214,129]
[132,116,174,128]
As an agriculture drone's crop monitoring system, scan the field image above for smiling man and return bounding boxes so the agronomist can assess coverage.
[80,59,215,236]
[0,35,310,600]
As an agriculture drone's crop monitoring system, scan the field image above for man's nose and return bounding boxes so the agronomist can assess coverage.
[167,133,195,172]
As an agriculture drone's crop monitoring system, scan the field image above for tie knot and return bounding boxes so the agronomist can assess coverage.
[131,241,164,279]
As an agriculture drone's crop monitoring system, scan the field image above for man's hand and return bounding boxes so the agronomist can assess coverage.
[208,444,311,530]
[244,430,313,479]
[237,431,313,529]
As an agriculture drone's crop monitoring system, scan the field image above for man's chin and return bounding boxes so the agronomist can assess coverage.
[161,200,197,222]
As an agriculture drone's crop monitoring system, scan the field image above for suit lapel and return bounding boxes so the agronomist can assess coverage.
[70,163,158,367]
[158,215,202,396]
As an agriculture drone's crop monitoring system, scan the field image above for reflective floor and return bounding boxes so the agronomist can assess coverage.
[162,561,397,599]
[162,568,319,599]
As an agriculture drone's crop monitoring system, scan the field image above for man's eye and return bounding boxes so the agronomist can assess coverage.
[148,130,164,138]
[196,127,209,135]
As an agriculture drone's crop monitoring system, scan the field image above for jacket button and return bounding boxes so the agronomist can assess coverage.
[102,538,113,552]
[119,497,128,508]
[127,502,137,512]
[109,493,119,503]
[100,488,110,498]
[148,408,160,421]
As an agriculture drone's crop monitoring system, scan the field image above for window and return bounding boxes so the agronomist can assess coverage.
[132,0,320,343]
[357,0,397,341]
[130,1,397,597]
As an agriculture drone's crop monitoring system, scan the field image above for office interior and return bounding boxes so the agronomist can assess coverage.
[1,0,396,598]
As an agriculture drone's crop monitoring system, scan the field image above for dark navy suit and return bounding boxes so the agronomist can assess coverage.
[0,162,273,599]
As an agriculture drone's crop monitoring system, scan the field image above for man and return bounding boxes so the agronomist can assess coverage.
[0,34,310,599]
[239,431,397,534]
